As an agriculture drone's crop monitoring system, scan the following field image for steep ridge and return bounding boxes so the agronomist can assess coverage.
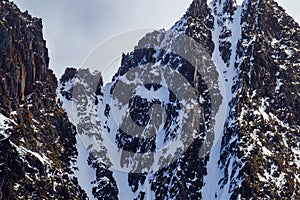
[217,0,300,199]
[58,0,300,199]
[202,0,300,199]
[1,0,299,199]
[0,0,86,199]
[58,0,220,199]
[58,68,118,200]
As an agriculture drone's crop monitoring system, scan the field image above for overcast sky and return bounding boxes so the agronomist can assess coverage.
[13,0,300,77]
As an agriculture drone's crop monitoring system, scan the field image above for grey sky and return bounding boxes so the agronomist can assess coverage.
[13,0,300,77]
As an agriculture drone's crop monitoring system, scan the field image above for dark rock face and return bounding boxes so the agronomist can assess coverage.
[58,67,119,200]
[0,1,86,199]
[0,0,48,104]
[218,0,300,199]
[223,1,300,199]
[58,0,300,199]
[165,0,214,58]
[1,0,300,199]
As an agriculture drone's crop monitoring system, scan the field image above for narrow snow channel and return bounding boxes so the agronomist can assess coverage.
[57,85,96,200]
[202,2,242,200]
[74,135,96,200]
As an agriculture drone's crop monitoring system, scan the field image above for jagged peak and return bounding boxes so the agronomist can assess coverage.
[60,67,102,84]
[242,0,282,10]
[210,0,238,15]
[60,67,78,83]
[186,0,211,19]
[59,67,103,99]
[0,0,42,25]
[241,0,300,32]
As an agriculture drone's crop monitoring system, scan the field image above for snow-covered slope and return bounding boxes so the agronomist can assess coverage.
[0,1,87,199]
[57,0,300,199]
[1,0,299,199]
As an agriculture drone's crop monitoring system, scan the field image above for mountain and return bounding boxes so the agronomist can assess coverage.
[0,0,300,199]
[0,0,87,199]
[59,0,300,199]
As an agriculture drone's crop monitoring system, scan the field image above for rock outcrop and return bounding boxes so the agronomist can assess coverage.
[58,0,300,199]
[0,1,86,199]
[1,0,300,199]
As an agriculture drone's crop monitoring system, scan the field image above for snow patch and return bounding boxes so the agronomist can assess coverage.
[73,135,96,200]
[11,142,50,165]
[57,80,97,200]
[0,113,14,140]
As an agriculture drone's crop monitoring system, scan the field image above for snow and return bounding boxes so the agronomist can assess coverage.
[275,78,283,92]
[292,148,300,167]
[0,111,18,140]
[73,135,96,200]
[262,146,272,156]
[236,0,244,5]
[271,38,280,47]
[276,173,286,188]
[10,111,17,115]
[258,106,270,121]
[14,183,20,190]
[268,112,290,130]
[202,2,243,199]
[206,0,212,6]
[10,142,50,165]
[57,80,96,200]
[279,64,288,70]
[0,113,12,140]
[284,49,293,57]
[257,173,268,182]
[112,170,134,199]
[97,83,155,199]
[134,85,170,103]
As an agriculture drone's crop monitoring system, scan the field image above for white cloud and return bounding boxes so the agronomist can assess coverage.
[13,0,193,76]
[12,0,300,77]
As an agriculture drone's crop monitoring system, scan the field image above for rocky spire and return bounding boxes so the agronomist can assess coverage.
[0,1,87,199]
[0,0,49,103]
[187,0,211,19]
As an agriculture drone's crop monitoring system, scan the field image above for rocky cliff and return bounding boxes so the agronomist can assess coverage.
[58,0,300,199]
[0,0,86,199]
[1,0,300,199]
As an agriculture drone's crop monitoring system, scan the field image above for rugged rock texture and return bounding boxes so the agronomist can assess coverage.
[1,0,300,199]
[58,68,119,200]
[0,1,86,199]
[220,0,300,199]
[58,0,218,199]
[58,0,300,199]
[0,0,48,104]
